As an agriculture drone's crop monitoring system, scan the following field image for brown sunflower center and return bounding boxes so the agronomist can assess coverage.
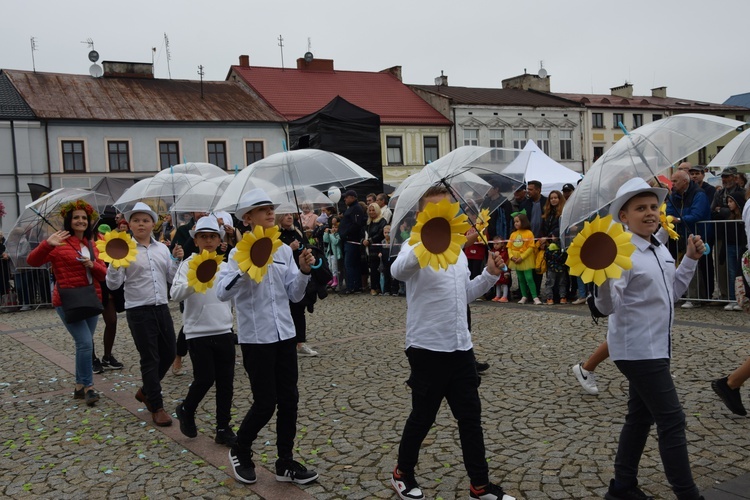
[580,232,617,270]
[421,217,452,255]
[106,238,130,260]
[250,237,273,267]
[195,259,218,283]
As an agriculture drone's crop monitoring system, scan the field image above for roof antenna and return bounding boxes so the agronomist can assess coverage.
[30,36,38,72]
[278,34,285,69]
[164,33,172,79]
[197,65,204,99]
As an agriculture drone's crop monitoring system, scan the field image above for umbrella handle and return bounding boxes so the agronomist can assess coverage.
[310,258,323,270]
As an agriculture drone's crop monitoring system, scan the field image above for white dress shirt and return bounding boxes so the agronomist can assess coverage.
[391,242,497,352]
[170,257,233,339]
[595,233,697,361]
[215,245,309,344]
[106,236,178,309]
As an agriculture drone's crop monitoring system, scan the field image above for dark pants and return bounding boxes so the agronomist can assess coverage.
[289,300,307,343]
[397,347,488,486]
[368,254,382,292]
[613,359,700,500]
[237,339,299,459]
[126,304,176,410]
[344,241,362,292]
[183,333,235,429]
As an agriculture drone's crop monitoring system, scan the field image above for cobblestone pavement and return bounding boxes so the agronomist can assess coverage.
[0,295,749,499]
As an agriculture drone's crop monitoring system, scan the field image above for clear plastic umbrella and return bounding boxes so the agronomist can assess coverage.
[560,113,745,246]
[6,188,112,267]
[157,162,228,179]
[707,127,750,169]
[113,173,205,214]
[170,176,234,213]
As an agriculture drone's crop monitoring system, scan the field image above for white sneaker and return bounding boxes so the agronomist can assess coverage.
[681,301,695,309]
[297,343,319,357]
[572,363,599,395]
[724,303,736,311]
[732,304,743,311]
[532,297,543,305]
[517,297,528,304]
[19,306,32,311]
[572,297,587,305]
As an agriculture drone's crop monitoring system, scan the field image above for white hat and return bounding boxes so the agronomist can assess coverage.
[212,210,233,228]
[189,215,225,239]
[608,178,668,223]
[125,202,158,223]
[235,188,278,220]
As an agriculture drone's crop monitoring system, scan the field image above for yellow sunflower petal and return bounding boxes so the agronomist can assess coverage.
[592,269,608,286]
[604,263,623,279]
[581,267,596,283]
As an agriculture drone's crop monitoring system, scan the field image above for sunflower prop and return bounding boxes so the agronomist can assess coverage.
[565,215,635,286]
[187,250,225,293]
[660,203,679,240]
[233,225,283,283]
[95,230,138,268]
[474,208,491,233]
[409,198,471,271]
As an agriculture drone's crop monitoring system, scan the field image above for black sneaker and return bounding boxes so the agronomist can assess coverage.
[228,447,256,484]
[475,361,490,373]
[391,467,423,499]
[73,387,85,400]
[84,389,100,407]
[92,357,104,374]
[711,377,747,416]
[175,404,197,438]
[604,479,654,500]
[101,355,124,370]
[275,458,318,485]
[215,428,238,447]
[469,482,515,499]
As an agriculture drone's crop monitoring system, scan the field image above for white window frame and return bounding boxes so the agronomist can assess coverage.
[463,129,479,146]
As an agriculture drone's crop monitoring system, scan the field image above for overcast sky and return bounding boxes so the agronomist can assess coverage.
[2,0,747,105]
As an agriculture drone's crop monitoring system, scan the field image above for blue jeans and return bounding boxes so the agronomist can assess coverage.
[613,359,700,499]
[343,241,362,292]
[56,307,98,387]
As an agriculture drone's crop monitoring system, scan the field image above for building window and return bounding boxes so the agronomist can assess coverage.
[593,146,604,163]
[489,129,503,148]
[107,141,130,172]
[592,113,604,128]
[245,141,264,165]
[463,129,478,146]
[633,114,643,129]
[559,130,572,160]
[387,136,403,165]
[207,141,227,169]
[652,114,663,122]
[536,130,550,155]
[62,140,86,172]
[512,129,527,149]
[159,141,179,170]
[423,136,438,163]
[613,113,625,128]
[736,115,744,122]
[698,147,707,165]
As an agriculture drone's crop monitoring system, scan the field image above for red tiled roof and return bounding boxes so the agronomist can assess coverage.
[230,65,452,126]
[554,92,749,112]
[411,85,581,108]
[3,69,285,122]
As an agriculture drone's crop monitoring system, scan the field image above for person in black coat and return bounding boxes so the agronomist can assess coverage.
[338,190,366,294]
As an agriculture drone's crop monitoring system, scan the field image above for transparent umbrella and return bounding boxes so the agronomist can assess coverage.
[561,113,745,245]
[707,127,750,169]
[113,173,205,214]
[170,176,234,213]
[6,188,112,267]
[157,162,228,179]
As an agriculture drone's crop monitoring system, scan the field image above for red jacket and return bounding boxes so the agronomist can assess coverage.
[27,237,107,307]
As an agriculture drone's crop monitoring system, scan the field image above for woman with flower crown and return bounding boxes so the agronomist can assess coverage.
[27,200,107,406]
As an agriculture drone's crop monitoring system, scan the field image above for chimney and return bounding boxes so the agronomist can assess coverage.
[502,72,550,92]
[296,57,334,71]
[239,55,250,67]
[434,71,448,86]
[610,83,634,99]
[380,65,402,82]
[651,86,667,98]
[102,61,154,79]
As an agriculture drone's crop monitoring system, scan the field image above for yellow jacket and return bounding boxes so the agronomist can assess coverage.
[507,229,536,271]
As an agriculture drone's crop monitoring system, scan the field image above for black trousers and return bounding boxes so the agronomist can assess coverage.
[237,339,299,459]
[183,332,235,429]
[397,347,488,486]
[126,304,176,410]
[613,359,700,499]
[289,300,307,343]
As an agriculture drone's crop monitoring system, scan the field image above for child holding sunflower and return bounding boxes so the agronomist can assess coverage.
[215,188,318,487]
[592,178,706,500]
[170,216,236,446]
[507,211,542,305]
[389,185,514,500]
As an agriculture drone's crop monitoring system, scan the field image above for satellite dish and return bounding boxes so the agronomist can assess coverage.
[538,68,548,78]
[89,63,103,78]
[304,51,314,63]
[88,50,100,63]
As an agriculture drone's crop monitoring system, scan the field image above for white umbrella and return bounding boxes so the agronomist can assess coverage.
[707,128,750,169]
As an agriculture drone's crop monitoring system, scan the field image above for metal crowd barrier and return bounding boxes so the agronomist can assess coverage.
[0,263,53,313]
[671,219,746,305]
